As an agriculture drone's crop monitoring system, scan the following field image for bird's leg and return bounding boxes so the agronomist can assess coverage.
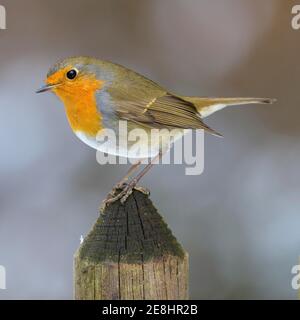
[108,161,142,196]
[104,152,162,206]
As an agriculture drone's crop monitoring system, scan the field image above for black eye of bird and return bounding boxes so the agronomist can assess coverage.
[66,69,78,80]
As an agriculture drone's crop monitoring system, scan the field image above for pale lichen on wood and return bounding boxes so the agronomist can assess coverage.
[74,189,189,300]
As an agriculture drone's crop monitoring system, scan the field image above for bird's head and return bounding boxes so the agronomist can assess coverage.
[36,56,105,101]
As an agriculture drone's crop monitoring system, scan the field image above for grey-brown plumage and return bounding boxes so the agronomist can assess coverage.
[38,56,276,205]
[45,56,275,138]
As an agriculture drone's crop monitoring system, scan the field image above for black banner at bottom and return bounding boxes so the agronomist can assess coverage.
[0,300,298,318]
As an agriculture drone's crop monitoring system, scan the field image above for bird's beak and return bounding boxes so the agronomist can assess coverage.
[36,83,61,93]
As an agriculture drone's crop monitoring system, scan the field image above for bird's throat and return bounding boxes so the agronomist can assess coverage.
[56,86,103,137]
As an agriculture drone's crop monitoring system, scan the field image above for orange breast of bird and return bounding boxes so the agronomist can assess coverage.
[48,68,104,137]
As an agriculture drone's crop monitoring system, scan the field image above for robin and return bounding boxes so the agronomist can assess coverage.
[36,56,274,204]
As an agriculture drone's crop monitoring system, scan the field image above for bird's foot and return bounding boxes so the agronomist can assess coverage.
[102,179,150,208]
[119,181,150,204]
[108,181,128,197]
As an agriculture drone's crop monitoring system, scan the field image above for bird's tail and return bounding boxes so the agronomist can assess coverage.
[182,97,276,118]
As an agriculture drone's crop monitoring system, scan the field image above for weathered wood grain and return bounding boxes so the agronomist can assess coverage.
[74,189,189,300]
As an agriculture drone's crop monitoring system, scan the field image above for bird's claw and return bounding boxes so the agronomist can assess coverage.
[131,185,150,196]
[108,182,128,197]
[102,180,150,208]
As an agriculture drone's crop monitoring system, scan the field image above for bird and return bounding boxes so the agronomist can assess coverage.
[36,56,275,204]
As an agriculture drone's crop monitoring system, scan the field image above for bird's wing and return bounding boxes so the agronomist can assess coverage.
[120,94,221,136]
[95,63,221,136]
[106,88,222,136]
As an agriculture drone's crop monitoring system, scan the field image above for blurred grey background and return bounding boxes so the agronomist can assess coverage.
[0,0,299,299]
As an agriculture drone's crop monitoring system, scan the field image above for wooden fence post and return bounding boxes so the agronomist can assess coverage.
[74,189,189,300]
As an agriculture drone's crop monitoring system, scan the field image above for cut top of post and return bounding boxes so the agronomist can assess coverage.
[78,190,185,264]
